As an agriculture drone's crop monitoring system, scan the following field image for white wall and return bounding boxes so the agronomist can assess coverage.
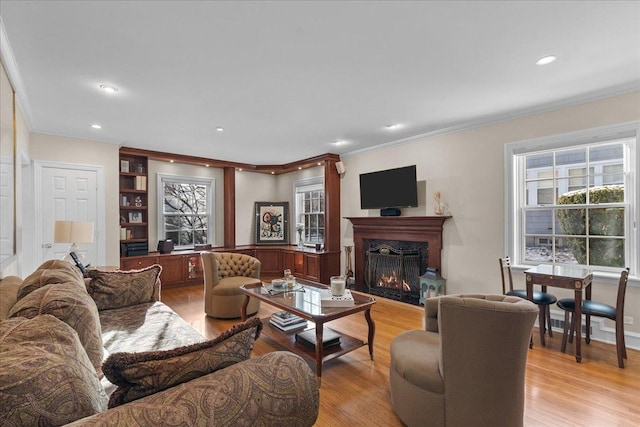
[340,91,640,338]
[235,170,277,245]
[28,133,120,268]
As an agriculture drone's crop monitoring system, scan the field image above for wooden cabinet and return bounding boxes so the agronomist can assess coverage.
[281,247,340,284]
[120,252,204,289]
[254,247,282,276]
[119,149,149,258]
[120,254,158,271]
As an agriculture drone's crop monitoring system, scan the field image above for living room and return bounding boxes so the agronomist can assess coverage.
[1,1,639,426]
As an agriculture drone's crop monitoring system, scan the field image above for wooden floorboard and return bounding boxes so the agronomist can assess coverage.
[162,284,640,427]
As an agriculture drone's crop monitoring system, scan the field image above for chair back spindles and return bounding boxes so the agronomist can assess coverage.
[499,256,514,294]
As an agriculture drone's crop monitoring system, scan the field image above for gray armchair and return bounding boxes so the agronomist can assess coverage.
[390,294,538,427]
[201,252,261,319]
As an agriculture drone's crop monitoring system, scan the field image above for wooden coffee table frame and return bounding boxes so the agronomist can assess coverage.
[240,279,376,384]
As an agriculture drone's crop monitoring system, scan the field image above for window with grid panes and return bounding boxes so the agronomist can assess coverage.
[157,174,214,249]
[294,177,324,245]
[507,125,637,274]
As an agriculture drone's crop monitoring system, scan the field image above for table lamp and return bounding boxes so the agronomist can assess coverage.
[54,220,94,263]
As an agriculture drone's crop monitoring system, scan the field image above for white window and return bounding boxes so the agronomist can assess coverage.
[293,176,324,245]
[157,174,214,249]
[505,122,638,277]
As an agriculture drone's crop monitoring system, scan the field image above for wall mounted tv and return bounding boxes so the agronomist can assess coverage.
[359,165,418,215]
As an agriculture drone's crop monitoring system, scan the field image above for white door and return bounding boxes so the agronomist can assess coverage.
[35,161,105,267]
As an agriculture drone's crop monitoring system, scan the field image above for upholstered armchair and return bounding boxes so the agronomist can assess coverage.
[390,294,538,427]
[201,252,261,319]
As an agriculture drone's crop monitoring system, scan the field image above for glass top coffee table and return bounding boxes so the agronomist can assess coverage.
[240,278,376,384]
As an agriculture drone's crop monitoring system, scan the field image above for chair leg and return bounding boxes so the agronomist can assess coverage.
[568,312,575,344]
[546,305,553,337]
[561,310,570,353]
[616,320,626,369]
[538,305,546,347]
[585,314,591,344]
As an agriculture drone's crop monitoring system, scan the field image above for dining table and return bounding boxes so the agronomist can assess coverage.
[524,264,593,362]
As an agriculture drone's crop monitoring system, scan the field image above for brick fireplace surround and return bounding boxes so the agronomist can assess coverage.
[346,216,450,299]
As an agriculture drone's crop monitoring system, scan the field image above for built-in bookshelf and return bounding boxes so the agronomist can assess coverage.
[119,148,149,257]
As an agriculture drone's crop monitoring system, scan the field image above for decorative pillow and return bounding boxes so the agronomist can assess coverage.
[8,282,104,372]
[17,260,84,300]
[86,264,162,310]
[103,316,263,407]
[0,315,108,425]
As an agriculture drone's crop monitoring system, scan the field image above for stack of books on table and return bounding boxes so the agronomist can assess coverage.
[295,328,341,350]
[320,289,355,307]
[269,311,308,332]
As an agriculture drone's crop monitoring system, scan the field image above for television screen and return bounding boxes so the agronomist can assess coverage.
[359,165,418,209]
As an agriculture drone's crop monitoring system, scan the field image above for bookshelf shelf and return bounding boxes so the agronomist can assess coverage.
[119,149,149,257]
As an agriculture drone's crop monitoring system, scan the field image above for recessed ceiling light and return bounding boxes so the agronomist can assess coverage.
[216,127,224,132]
[317,162,322,166]
[99,84,118,93]
[90,124,101,129]
[271,171,275,175]
[536,55,556,65]
[298,166,302,170]
[169,160,174,163]
[334,139,346,146]
[385,124,402,130]
[205,164,210,167]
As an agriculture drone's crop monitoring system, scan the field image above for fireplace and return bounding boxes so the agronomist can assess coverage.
[364,241,427,304]
[347,216,449,305]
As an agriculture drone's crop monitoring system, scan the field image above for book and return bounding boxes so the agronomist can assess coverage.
[271,311,304,324]
[320,289,355,307]
[295,328,341,350]
[269,319,308,332]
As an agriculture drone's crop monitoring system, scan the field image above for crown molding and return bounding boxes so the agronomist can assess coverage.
[0,17,34,130]
[342,84,640,159]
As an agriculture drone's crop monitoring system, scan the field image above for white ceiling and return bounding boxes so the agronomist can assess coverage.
[1,1,639,165]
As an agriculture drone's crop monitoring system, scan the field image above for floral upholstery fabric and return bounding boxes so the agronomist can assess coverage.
[85,264,161,310]
[103,317,263,407]
[0,315,108,426]
[8,282,104,372]
[65,351,319,427]
[17,260,84,300]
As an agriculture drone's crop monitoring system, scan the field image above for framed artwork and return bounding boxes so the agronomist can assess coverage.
[129,211,143,223]
[255,202,289,245]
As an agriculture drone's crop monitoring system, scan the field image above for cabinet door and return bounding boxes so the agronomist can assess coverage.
[294,252,304,276]
[282,250,295,272]
[304,253,320,282]
[120,255,158,271]
[158,255,186,286]
[255,249,282,276]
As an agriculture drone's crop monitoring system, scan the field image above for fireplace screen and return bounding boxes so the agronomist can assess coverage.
[365,244,421,301]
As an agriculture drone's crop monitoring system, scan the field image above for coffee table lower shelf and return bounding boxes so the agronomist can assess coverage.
[259,318,369,370]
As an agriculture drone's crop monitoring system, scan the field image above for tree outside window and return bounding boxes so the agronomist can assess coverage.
[159,175,213,249]
[521,141,627,268]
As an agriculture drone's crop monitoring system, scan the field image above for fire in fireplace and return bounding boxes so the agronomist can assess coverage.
[364,241,426,304]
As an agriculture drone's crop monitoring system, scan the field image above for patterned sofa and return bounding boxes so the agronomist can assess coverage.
[0,260,319,426]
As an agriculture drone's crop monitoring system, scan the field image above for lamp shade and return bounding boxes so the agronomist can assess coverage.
[54,221,94,244]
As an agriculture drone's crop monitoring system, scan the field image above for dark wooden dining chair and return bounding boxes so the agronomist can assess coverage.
[499,256,557,346]
[557,268,630,368]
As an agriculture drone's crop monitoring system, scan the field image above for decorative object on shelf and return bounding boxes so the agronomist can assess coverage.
[134,196,143,207]
[135,163,144,174]
[157,239,174,254]
[53,220,94,263]
[255,201,289,245]
[433,191,446,216]
[129,212,143,223]
[419,268,446,305]
[188,256,199,279]
[296,223,304,248]
[120,160,129,173]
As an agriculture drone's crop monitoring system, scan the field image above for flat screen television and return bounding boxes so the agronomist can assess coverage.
[359,165,418,210]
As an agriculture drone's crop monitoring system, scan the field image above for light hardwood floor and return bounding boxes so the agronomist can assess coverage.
[162,284,640,427]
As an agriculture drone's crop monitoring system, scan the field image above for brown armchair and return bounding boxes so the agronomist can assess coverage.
[390,294,538,427]
[201,252,261,319]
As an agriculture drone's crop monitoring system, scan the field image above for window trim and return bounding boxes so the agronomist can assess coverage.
[293,175,324,245]
[504,121,639,284]
[156,173,215,249]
